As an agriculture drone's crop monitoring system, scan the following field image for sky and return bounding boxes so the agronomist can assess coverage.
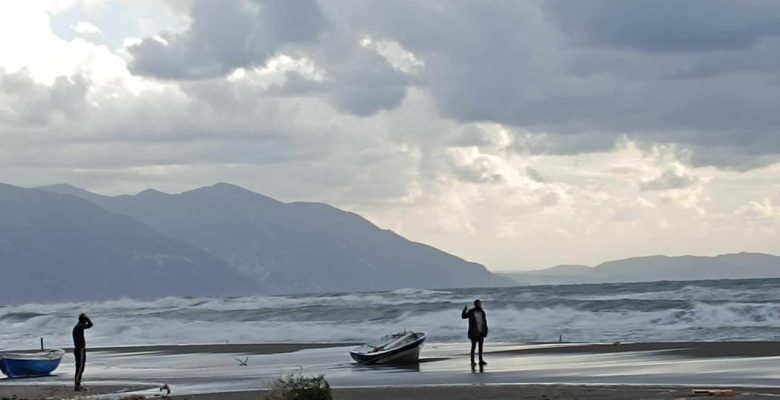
[1,0,779,271]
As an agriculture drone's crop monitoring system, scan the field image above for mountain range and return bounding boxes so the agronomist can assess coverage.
[0,182,509,302]
[0,183,252,303]
[4,181,778,303]
[501,253,780,285]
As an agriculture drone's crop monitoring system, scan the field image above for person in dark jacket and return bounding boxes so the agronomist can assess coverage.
[461,299,488,366]
[72,313,93,391]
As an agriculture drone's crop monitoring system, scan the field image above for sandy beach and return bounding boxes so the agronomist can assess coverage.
[2,341,779,399]
[0,384,155,400]
[171,385,780,400]
[4,384,780,400]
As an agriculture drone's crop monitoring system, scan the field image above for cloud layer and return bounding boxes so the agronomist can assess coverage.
[119,0,780,168]
[1,0,780,268]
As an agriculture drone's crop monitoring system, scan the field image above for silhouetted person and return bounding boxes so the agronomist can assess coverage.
[461,299,488,367]
[72,313,93,391]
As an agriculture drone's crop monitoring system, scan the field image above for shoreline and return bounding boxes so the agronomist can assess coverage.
[4,384,780,400]
[172,385,780,400]
[89,342,359,355]
[62,339,780,356]
[2,341,780,399]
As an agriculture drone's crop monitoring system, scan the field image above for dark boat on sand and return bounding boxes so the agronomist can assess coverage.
[350,331,426,365]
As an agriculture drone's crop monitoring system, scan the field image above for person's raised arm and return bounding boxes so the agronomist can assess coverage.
[81,314,93,329]
[461,305,469,319]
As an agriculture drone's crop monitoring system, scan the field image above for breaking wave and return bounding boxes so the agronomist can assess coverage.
[2,279,780,349]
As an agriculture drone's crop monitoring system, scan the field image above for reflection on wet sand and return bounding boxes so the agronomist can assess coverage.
[2,342,780,398]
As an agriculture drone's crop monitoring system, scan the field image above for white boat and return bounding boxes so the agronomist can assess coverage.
[350,331,426,364]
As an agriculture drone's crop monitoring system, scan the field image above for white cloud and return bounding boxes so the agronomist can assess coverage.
[71,21,101,35]
[360,37,425,75]
[736,198,777,219]
[0,3,134,86]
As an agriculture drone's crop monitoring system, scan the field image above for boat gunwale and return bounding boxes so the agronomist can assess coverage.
[350,332,426,364]
[0,349,65,361]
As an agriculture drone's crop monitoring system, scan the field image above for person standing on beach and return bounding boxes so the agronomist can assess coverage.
[461,299,488,367]
[72,313,93,391]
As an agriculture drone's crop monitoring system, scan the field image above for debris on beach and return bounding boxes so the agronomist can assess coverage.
[692,388,735,396]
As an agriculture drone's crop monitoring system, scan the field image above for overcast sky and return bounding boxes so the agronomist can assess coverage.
[2,0,779,271]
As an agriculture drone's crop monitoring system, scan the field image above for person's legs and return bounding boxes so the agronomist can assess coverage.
[74,348,86,389]
[478,337,486,365]
[74,348,82,389]
[469,339,477,365]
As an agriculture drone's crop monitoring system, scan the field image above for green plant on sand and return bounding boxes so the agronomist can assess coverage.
[265,372,332,400]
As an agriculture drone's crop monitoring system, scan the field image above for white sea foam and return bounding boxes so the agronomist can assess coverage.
[571,285,780,303]
[2,280,780,350]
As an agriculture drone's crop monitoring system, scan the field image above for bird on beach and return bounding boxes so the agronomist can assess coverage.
[159,384,171,398]
[236,357,249,366]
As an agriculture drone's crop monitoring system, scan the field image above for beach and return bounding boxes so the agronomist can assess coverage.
[2,341,779,399]
[174,385,780,400]
[3,281,780,399]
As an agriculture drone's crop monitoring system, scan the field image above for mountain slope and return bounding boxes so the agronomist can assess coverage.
[505,253,780,285]
[0,183,254,303]
[44,183,510,294]
[588,253,780,282]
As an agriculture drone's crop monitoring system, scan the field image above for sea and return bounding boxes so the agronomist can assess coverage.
[2,278,780,350]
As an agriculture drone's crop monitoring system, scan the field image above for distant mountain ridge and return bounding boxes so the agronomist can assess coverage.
[0,183,254,303]
[38,182,510,296]
[502,253,780,285]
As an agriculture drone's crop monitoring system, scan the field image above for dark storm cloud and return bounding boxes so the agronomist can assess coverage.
[123,0,780,168]
[320,39,410,116]
[544,0,780,53]
[331,1,780,166]
[127,0,325,79]
[127,0,409,116]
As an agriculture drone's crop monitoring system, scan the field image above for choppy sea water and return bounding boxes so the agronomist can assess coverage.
[2,278,780,349]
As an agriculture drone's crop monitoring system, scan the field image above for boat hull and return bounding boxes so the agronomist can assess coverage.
[350,332,426,365]
[0,350,65,378]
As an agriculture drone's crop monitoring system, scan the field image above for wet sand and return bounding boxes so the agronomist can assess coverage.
[172,385,780,400]
[494,341,780,358]
[5,384,780,400]
[0,383,155,399]
[91,342,357,355]
[2,341,780,399]
[70,340,780,357]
